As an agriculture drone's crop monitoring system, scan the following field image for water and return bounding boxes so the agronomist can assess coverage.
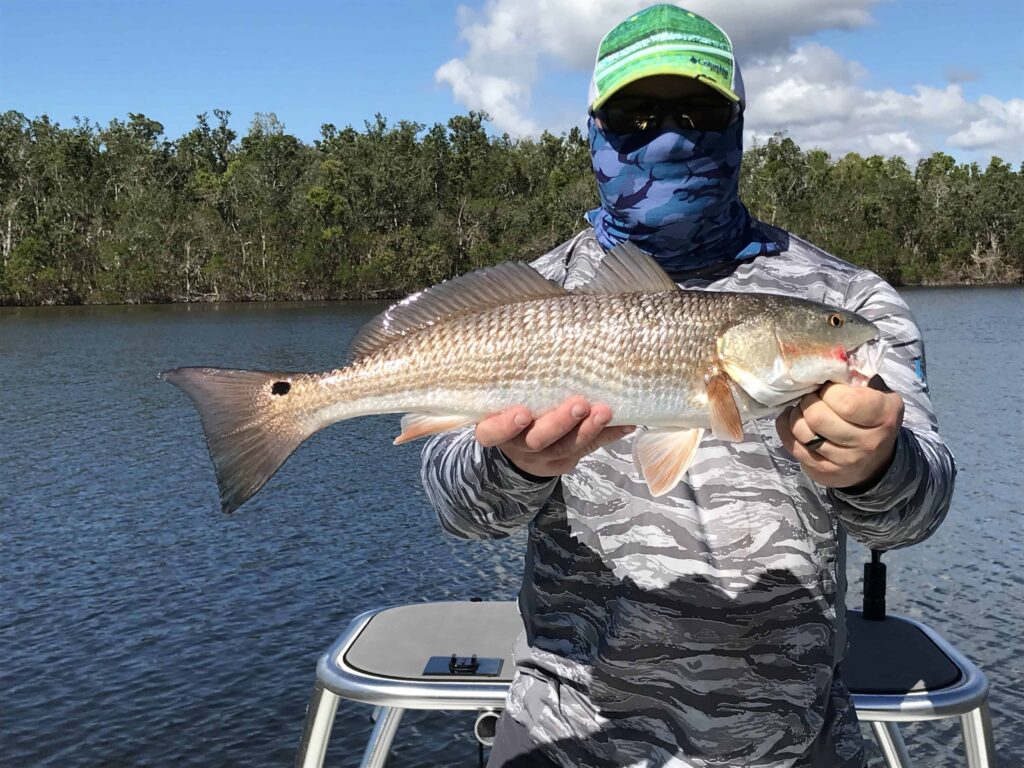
[2,287,1021,767]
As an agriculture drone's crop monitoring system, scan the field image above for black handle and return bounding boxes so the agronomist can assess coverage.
[862,549,887,621]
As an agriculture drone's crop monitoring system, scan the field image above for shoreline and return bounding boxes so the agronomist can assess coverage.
[2,278,1021,309]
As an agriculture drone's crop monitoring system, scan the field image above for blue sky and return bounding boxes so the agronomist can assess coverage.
[814,1,1021,99]
[2,1,1021,162]
[1,0,467,139]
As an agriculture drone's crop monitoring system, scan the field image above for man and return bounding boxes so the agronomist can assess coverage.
[422,5,954,767]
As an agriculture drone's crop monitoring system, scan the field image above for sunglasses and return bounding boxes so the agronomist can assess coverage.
[592,96,737,134]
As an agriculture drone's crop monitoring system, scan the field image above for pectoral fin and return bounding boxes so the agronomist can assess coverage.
[632,428,705,497]
[706,373,744,441]
[394,413,476,445]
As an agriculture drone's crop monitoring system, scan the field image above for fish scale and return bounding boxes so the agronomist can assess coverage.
[350,294,709,419]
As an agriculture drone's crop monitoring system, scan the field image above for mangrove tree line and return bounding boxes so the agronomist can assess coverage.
[1,109,1021,305]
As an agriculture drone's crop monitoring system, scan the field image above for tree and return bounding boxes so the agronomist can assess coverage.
[0,111,1020,306]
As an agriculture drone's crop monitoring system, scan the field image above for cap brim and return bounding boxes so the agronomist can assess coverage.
[590,63,740,111]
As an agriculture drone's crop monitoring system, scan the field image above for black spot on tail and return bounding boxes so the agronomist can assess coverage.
[161,367,316,513]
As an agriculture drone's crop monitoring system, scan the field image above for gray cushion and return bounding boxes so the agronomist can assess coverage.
[344,601,521,682]
[844,611,962,694]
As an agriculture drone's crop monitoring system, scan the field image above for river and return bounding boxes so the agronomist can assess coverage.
[2,286,1021,767]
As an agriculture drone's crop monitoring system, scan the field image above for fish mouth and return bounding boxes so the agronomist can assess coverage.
[772,331,884,391]
[847,338,887,386]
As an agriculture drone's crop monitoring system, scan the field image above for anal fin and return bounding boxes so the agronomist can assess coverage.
[394,413,476,445]
[632,428,705,497]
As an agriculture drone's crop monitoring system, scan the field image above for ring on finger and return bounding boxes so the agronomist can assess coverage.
[803,434,827,452]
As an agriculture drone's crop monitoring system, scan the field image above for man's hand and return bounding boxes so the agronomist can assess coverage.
[776,377,905,489]
[475,396,635,479]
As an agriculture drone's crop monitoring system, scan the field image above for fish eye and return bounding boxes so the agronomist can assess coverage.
[827,313,845,328]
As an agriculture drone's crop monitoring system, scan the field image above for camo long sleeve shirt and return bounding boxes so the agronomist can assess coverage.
[420,227,955,768]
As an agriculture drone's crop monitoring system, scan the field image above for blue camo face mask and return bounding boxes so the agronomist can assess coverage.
[586,111,778,273]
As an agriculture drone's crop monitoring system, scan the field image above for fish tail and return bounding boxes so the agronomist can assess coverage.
[161,367,323,513]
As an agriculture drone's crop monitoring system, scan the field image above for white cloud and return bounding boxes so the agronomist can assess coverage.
[744,45,1024,162]
[436,58,542,135]
[437,0,1024,162]
[947,96,1024,154]
[944,66,979,85]
[437,0,879,137]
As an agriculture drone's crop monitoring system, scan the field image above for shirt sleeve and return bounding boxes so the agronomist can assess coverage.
[421,429,558,539]
[828,272,956,550]
[418,235,583,539]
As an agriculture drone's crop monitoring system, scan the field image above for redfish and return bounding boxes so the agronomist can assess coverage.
[163,244,879,513]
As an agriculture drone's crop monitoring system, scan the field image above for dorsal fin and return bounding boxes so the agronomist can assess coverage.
[574,242,679,295]
[349,262,566,359]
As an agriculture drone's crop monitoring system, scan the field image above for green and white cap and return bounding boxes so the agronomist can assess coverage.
[589,4,744,110]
